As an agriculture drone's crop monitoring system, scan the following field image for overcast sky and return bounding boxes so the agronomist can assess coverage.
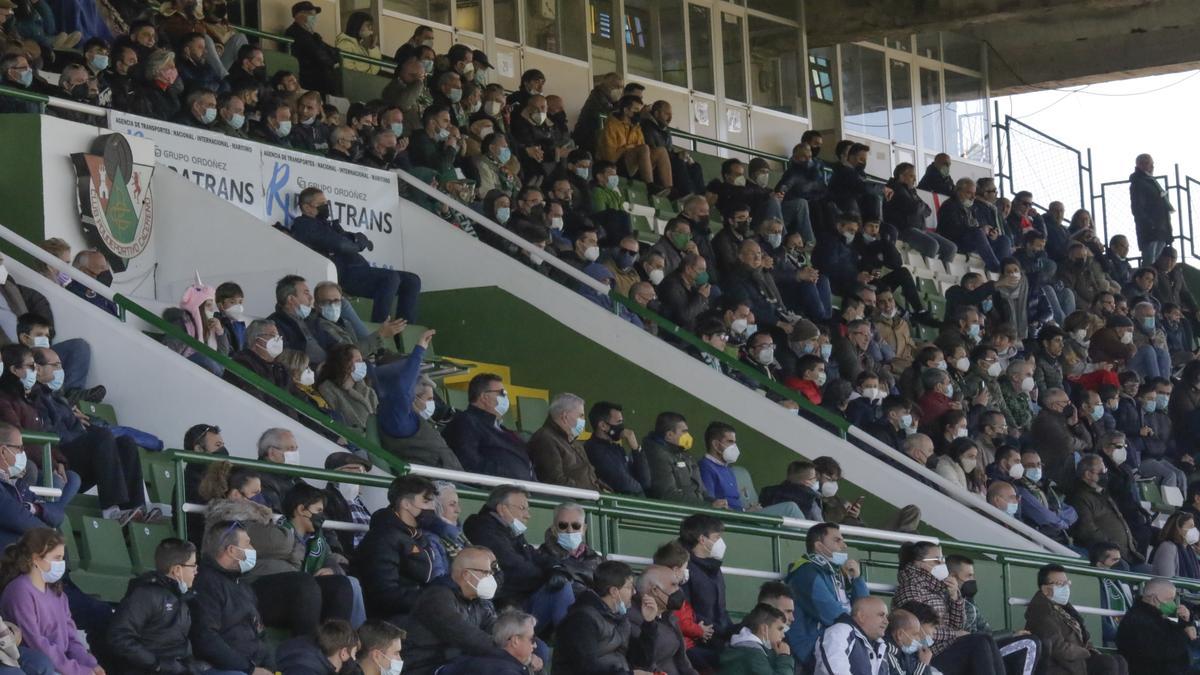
[993,69,1200,256]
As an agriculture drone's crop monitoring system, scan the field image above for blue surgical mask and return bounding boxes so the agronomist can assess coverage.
[557,531,583,551]
[229,113,245,130]
[435,127,451,141]
[1143,317,1156,332]
[17,69,33,88]
[391,122,404,137]
[296,303,312,319]
[448,87,463,103]
[20,368,36,391]
[981,298,993,312]
[1090,404,1104,421]
[902,640,921,655]
[497,147,512,163]
[967,323,981,338]
[1050,584,1071,605]
[830,551,849,566]
[820,343,833,360]
[901,413,913,428]
[48,369,65,392]
[571,417,585,437]
[496,206,511,224]
[607,174,620,190]
[615,600,628,616]
[1158,395,1170,411]
[202,107,217,124]
[944,383,955,398]
[276,120,292,137]
[351,361,368,382]
[1026,467,1043,483]
[320,303,341,323]
[575,167,590,181]
[921,635,935,648]
[1005,501,1019,516]
[90,54,109,71]
[1144,400,1157,414]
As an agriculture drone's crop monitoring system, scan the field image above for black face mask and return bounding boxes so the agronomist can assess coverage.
[810,146,821,159]
[616,251,638,270]
[309,512,327,530]
[68,83,90,100]
[960,579,978,599]
[417,508,440,529]
[213,447,230,457]
[252,65,267,81]
[666,589,685,611]
[1096,472,1110,488]
[1061,404,1076,420]
[95,270,114,287]
[646,299,663,314]
[528,204,545,219]
[606,423,624,439]
[315,203,331,220]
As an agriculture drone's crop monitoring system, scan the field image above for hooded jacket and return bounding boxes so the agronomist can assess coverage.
[107,571,194,674]
[785,554,870,661]
[722,627,796,675]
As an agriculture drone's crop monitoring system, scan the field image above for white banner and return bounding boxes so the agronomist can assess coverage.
[108,111,261,218]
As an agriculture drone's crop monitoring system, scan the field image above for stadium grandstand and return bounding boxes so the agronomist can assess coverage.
[0,0,1198,673]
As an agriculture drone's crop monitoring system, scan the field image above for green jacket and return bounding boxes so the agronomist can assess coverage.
[590,185,624,213]
[718,636,794,675]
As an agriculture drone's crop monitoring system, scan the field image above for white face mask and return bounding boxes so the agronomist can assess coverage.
[1020,376,1036,392]
[987,362,1002,378]
[419,399,436,420]
[1120,331,1134,344]
[382,656,404,675]
[583,245,600,262]
[961,457,977,472]
[861,387,880,401]
[31,336,50,349]
[283,450,300,465]
[722,444,740,464]
[299,368,315,386]
[1111,446,1128,465]
[820,481,838,498]
[4,449,26,479]
[337,482,360,501]
[265,335,284,357]
[931,563,950,581]
[648,268,665,285]
[1187,528,1200,546]
[709,536,727,560]
[955,357,970,372]
[1008,462,1025,480]
[224,303,245,319]
[470,570,498,600]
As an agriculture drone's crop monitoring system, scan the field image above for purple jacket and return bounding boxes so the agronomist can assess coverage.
[0,574,97,674]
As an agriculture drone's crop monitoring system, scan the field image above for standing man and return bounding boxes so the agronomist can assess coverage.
[1129,153,1173,265]
[284,1,339,95]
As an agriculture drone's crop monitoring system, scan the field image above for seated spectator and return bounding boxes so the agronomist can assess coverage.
[583,401,651,496]
[175,31,222,93]
[277,348,338,419]
[785,354,827,405]
[190,520,274,673]
[1068,454,1143,565]
[812,597,887,675]
[598,95,670,195]
[315,343,378,436]
[935,438,986,498]
[553,560,657,674]
[106,538,199,674]
[463,485,574,630]
[1115,577,1194,675]
[881,608,936,675]
[321,451,372,553]
[400,545,508,675]
[917,153,955,195]
[289,90,331,153]
[785,522,868,665]
[645,412,719,507]
[1031,387,1089,484]
[283,1,338,94]
[1014,449,1078,547]
[66,250,118,316]
[288,187,422,324]
[1024,564,1128,675]
[510,94,563,182]
[538,502,602,593]
[353,475,440,622]
[1149,510,1200,579]
[250,96,295,146]
[253,427,304,510]
[1,344,145,523]
[410,105,461,174]
[353,619,406,675]
[759,460,824,521]
[265,274,324,366]
[442,373,535,480]
[0,420,77,550]
[163,276,229,374]
[893,541,1006,675]
[276,618,360,675]
[828,143,884,221]
[0,528,99,675]
[436,609,541,675]
[985,480,1020,519]
[529,393,606,490]
[223,319,301,414]
[946,554,1042,675]
[476,132,521,198]
[129,49,184,121]
[1088,543,1133,649]
[336,11,381,74]
[680,513,733,668]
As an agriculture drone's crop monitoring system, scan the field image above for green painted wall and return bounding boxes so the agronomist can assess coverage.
[0,115,46,262]
[420,286,932,535]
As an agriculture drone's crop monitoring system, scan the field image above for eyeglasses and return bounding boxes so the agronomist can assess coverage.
[556,521,583,531]
[920,556,945,563]
[488,388,508,397]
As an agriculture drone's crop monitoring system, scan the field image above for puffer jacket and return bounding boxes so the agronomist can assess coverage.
[204,498,303,580]
[539,527,603,592]
[463,509,555,605]
[553,589,657,675]
[188,556,273,672]
[352,507,436,619]
[400,577,503,675]
[107,572,194,674]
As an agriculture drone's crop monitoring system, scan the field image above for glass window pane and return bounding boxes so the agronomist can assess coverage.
[455,1,482,31]
[689,4,714,95]
[625,0,687,88]
[885,34,911,52]
[915,32,939,60]
[382,0,450,23]
[721,12,746,102]
[942,33,982,70]
[943,70,988,161]
[526,0,588,60]
[919,67,942,152]
[746,0,799,22]
[840,44,888,138]
[808,47,834,103]
[494,0,519,41]
[589,0,618,74]
[890,59,913,145]
[748,16,804,116]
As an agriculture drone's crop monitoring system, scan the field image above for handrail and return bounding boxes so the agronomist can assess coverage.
[608,292,850,433]
[1006,597,1123,619]
[0,223,116,302]
[668,127,789,164]
[392,168,610,294]
[21,430,59,490]
[0,84,107,118]
[232,24,397,71]
[113,296,407,476]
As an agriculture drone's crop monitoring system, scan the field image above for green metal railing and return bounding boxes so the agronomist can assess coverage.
[112,293,409,477]
[609,292,849,435]
[21,430,59,488]
[234,25,397,72]
[166,450,1200,632]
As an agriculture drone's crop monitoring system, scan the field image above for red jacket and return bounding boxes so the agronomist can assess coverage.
[673,600,705,649]
[917,390,953,431]
[0,390,63,469]
[784,377,822,404]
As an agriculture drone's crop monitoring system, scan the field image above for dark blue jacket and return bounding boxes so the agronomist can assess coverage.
[442,405,535,481]
[275,635,336,675]
[845,397,879,428]
[759,480,822,521]
[916,163,954,196]
[176,54,225,94]
[462,510,554,605]
[377,347,426,439]
[583,437,651,496]
[828,164,880,219]
[67,281,118,316]
[30,386,86,444]
[813,236,860,296]
[0,478,50,551]
[685,556,732,639]
[775,160,827,203]
[267,308,325,366]
[1116,396,1170,464]
[289,214,371,272]
[436,653,531,675]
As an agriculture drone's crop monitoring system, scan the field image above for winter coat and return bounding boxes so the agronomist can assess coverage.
[917,164,954,196]
[528,418,606,490]
[317,378,379,436]
[875,314,917,373]
[352,507,436,619]
[596,114,646,164]
[188,555,272,672]
[539,527,603,591]
[1031,409,1087,485]
[1129,170,1172,244]
[785,555,870,662]
[204,498,305,580]
[463,509,555,604]
[1023,590,1095,675]
[442,405,536,481]
[275,635,337,674]
[644,435,710,505]
[892,565,965,655]
[628,602,698,675]
[107,572,194,674]
[552,588,655,675]
[400,577,503,675]
[658,270,710,332]
[686,556,733,638]
[1057,258,1114,306]
[584,437,651,496]
[935,199,979,246]
[1115,600,1194,675]
[1067,483,1139,561]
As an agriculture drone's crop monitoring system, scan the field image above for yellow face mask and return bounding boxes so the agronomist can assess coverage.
[677,432,694,451]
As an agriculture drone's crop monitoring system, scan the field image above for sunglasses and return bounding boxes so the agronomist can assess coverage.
[556,521,583,531]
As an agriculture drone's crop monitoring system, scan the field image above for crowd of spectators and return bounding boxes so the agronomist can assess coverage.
[6,3,1200,675]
